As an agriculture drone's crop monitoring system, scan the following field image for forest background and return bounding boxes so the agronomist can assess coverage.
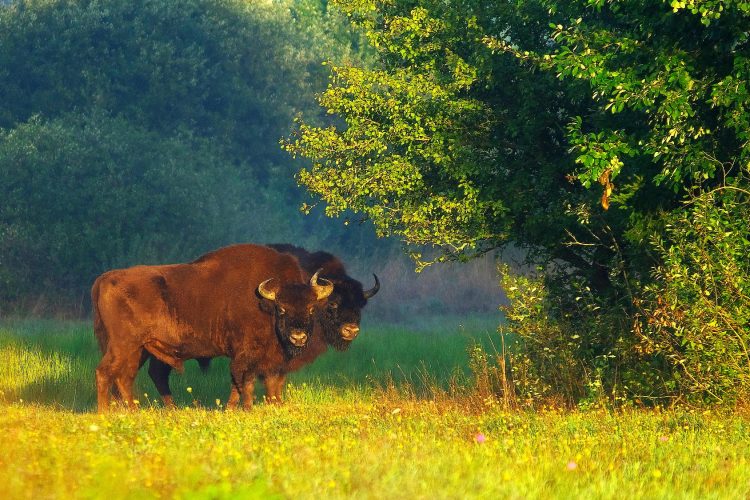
[1,0,749,408]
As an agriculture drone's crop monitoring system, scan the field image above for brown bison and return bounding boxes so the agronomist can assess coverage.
[144,244,380,405]
[91,244,333,412]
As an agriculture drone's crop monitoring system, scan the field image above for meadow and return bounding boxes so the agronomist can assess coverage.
[2,317,750,499]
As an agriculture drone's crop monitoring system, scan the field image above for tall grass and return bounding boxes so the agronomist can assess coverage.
[3,402,750,498]
[0,314,502,411]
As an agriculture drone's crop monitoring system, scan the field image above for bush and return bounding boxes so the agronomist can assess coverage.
[497,264,619,407]
[0,112,245,310]
[636,185,750,404]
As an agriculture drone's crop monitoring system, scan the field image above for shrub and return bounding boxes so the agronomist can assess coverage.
[497,265,606,406]
[636,185,750,404]
[496,260,676,408]
[0,112,244,310]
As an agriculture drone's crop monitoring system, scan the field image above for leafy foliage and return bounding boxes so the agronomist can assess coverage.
[513,0,750,203]
[287,0,750,404]
[525,0,750,403]
[286,0,593,267]
[636,184,750,403]
[0,0,322,165]
[0,112,243,305]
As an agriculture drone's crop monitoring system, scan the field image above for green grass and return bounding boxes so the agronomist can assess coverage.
[0,314,500,410]
[3,317,750,498]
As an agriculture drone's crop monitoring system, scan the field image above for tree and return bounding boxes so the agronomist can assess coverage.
[511,0,750,402]
[0,112,244,306]
[0,0,368,309]
[286,1,594,266]
[286,0,750,403]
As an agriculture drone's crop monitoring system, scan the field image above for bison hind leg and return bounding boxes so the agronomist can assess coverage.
[115,348,147,409]
[147,357,176,408]
[95,358,115,413]
[96,346,143,412]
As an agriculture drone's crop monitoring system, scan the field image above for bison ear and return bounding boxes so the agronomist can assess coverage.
[257,278,278,301]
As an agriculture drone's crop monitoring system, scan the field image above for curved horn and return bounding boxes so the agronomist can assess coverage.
[310,268,334,300]
[257,278,277,301]
[363,273,380,299]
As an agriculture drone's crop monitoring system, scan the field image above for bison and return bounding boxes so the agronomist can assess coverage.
[91,244,333,412]
[144,244,380,405]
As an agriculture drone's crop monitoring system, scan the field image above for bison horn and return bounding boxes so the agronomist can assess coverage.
[310,269,334,300]
[363,273,380,299]
[258,278,277,301]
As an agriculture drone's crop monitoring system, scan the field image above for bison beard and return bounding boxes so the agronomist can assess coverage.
[91,244,332,412]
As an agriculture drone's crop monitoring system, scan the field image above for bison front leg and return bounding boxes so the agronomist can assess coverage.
[226,384,241,409]
[263,373,287,404]
[228,359,255,410]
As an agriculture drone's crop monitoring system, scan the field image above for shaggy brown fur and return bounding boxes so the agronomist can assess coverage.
[268,244,379,349]
[259,244,380,400]
[91,244,332,412]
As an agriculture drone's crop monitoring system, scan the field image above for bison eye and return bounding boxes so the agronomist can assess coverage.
[329,302,339,310]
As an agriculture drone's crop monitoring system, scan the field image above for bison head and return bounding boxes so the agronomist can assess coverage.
[319,274,379,351]
[257,270,334,355]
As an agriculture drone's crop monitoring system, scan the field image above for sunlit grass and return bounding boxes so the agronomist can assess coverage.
[0,343,72,392]
[3,402,750,498]
[2,317,750,498]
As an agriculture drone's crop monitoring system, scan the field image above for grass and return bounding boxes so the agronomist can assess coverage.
[2,316,750,498]
[0,314,500,410]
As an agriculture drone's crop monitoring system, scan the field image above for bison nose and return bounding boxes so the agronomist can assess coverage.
[340,324,360,341]
[289,330,308,347]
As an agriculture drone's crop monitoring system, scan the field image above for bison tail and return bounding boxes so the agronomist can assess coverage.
[93,312,107,353]
[196,357,212,373]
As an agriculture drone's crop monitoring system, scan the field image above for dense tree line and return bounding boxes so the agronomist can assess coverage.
[0,0,372,310]
[288,0,750,404]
